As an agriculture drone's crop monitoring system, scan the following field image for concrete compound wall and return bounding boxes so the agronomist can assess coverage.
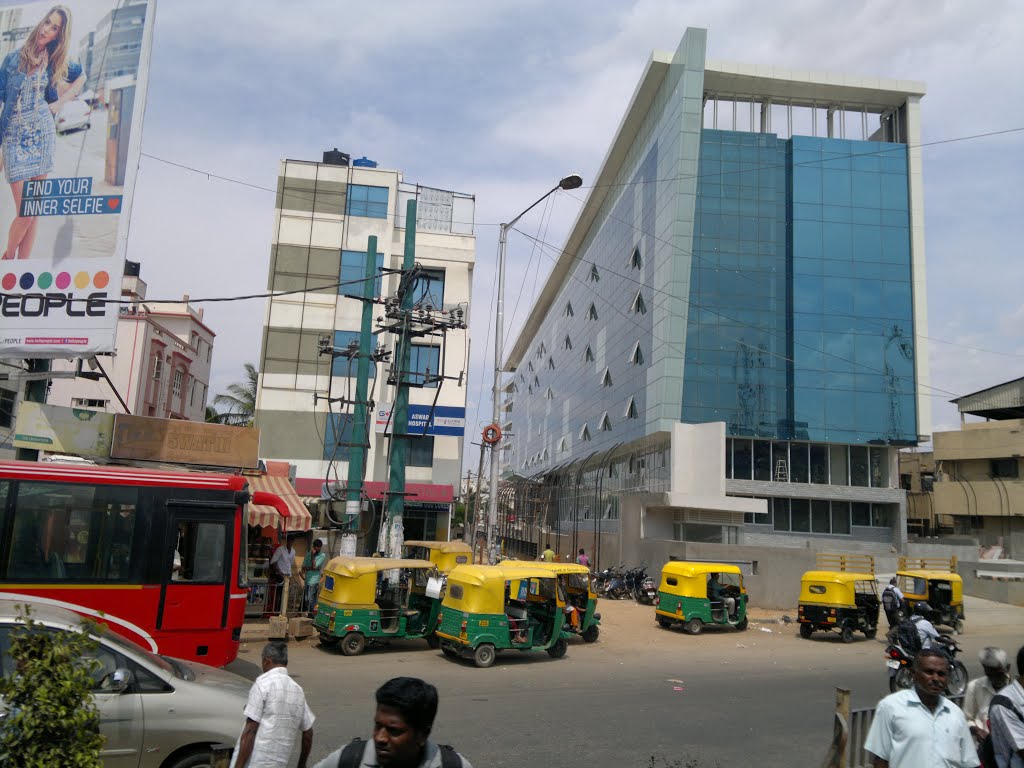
[959,560,1024,607]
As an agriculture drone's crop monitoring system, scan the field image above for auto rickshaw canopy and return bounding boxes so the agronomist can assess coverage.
[799,570,878,606]
[319,557,435,607]
[443,564,564,613]
[896,569,963,603]
[659,561,744,599]
[501,560,595,597]
[402,540,473,571]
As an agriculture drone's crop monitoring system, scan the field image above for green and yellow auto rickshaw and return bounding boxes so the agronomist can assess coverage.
[435,564,571,667]
[503,560,601,643]
[313,557,443,656]
[897,557,965,633]
[654,561,748,634]
[402,540,473,572]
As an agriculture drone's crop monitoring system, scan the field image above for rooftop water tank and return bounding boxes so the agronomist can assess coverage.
[352,156,378,168]
[323,148,350,166]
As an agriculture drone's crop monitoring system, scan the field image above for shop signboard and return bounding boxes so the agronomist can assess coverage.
[374,403,466,437]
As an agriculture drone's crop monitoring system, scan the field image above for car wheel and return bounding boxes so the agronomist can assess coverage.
[684,617,703,635]
[473,643,496,668]
[582,624,600,643]
[341,632,366,656]
[799,623,814,639]
[164,747,214,768]
[546,637,568,659]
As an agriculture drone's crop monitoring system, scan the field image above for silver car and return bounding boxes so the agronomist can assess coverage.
[0,595,248,768]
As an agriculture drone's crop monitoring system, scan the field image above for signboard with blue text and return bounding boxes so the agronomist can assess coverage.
[0,0,156,357]
[374,403,466,437]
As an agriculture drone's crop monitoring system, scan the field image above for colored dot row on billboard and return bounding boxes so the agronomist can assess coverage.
[1,271,110,291]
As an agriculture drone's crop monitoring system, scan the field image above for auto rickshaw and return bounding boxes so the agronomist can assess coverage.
[896,556,964,633]
[503,560,601,642]
[654,561,748,634]
[402,540,473,572]
[797,568,880,644]
[435,564,571,667]
[312,557,443,655]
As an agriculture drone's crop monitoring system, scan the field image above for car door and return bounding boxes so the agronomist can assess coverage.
[0,624,143,767]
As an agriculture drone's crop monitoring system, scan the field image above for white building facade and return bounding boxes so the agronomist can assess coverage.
[255,153,475,543]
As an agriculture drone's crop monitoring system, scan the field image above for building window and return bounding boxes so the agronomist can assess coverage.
[991,459,1019,479]
[630,342,644,365]
[580,424,591,441]
[411,268,445,307]
[587,303,598,320]
[206,343,212,363]
[323,413,356,460]
[340,250,384,297]
[405,345,441,388]
[332,331,377,378]
[625,397,638,419]
[564,301,574,317]
[590,264,600,282]
[547,357,555,370]
[0,388,15,427]
[544,387,554,400]
[564,335,572,350]
[71,398,108,409]
[152,356,163,381]
[599,412,612,431]
[630,246,642,269]
[584,345,594,362]
[899,474,912,491]
[346,184,389,219]
[172,369,184,398]
[920,473,935,492]
[407,436,435,467]
[632,291,646,314]
[601,369,613,387]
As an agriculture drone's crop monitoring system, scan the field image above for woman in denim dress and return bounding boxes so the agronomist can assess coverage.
[0,6,85,260]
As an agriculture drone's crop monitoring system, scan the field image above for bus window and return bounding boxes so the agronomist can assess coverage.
[2,482,141,582]
[173,521,227,584]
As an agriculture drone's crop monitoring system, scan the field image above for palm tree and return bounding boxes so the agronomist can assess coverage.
[212,363,258,427]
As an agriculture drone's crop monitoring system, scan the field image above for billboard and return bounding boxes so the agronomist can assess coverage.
[12,399,113,457]
[0,0,156,357]
[110,414,260,468]
[374,403,466,437]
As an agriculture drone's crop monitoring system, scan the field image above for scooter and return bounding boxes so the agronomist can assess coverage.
[884,636,968,696]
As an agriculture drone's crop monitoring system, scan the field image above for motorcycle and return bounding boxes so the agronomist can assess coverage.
[884,636,968,696]
[624,565,657,604]
[594,564,624,598]
[640,573,658,605]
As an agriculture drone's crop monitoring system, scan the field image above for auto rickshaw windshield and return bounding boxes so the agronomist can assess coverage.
[715,572,742,589]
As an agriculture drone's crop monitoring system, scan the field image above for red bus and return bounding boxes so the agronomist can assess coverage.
[0,459,292,667]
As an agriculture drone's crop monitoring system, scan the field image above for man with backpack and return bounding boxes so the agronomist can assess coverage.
[895,602,942,655]
[988,644,1024,768]
[882,577,905,628]
[312,677,473,768]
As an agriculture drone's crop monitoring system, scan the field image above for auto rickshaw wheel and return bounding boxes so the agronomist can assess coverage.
[684,617,703,635]
[441,644,458,658]
[864,627,878,640]
[953,619,965,635]
[341,632,367,656]
[582,624,600,643]
[657,617,671,629]
[547,637,568,659]
[735,617,748,631]
[426,632,440,649]
[318,632,341,647]
[799,623,813,639]
[473,643,496,668]
[840,625,854,644]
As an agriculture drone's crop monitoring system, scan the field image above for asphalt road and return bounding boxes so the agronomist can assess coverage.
[229,596,1024,768]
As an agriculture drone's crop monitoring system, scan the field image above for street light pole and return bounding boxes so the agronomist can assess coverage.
[486,173,583,563]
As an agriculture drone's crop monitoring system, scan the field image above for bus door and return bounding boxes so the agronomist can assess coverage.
[159,503,235,635]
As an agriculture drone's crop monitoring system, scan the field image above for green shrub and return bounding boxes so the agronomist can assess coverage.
[0,605,105,767]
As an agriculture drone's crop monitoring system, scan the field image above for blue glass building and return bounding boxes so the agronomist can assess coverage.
[502,28,928,557]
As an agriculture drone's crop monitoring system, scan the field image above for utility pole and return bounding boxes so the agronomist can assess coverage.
[470,441,486,556]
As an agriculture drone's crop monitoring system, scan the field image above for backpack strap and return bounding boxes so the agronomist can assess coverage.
[438,744,462,768]
[337,738,367,768]
[991,694,1024,722]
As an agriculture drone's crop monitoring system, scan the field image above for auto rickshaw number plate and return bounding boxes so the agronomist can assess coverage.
[479,620,489,627]
[344,610,353,616]
[886,660,900,669]
[827,617,836,623]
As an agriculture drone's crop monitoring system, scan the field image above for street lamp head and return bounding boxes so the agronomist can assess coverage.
[558,173,583,191]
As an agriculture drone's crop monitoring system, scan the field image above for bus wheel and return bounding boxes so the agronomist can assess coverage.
[318,633,340,647]
[426,632,440,649]
[473,643,496,668]
[547,638,568,658]
[341,632,367,656]
[582,624,600,643]
[799,623,813,639]
[684,618,703,635]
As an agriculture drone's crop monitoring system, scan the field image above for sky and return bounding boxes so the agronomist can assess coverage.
[122,0,1024,460]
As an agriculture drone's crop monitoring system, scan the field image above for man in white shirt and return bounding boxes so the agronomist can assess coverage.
[990,644,1024,768]
[270,537,297,614]
[865,649,978,768]
[231,642,314,768]
[963,646,1010,744]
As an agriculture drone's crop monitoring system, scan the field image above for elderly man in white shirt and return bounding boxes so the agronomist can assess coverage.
[865,648,978,768]
[963,646,1011,744]
[231,642,315,768]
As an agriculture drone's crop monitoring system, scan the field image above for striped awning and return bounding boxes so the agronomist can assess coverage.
[245,474,313,532]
